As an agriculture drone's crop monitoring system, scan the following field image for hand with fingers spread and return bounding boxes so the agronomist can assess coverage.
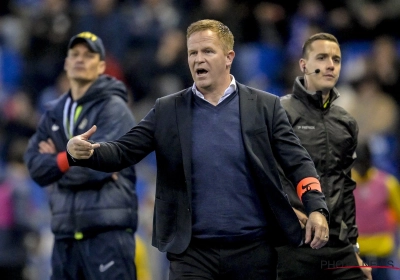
[67,125,100,159]
[305,211,329,249]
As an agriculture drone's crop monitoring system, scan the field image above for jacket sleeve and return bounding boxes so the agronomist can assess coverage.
[24,113,77,187]
[25,97,135,188]
[271,97,328,215]
[343,170,358,244]
[342,124,359,244]
[68,104,157,171]
[25,133,113,187]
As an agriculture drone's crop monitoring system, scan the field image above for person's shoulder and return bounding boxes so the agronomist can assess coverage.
[100,74,126,90]
[237,82,278,100]
[330,103,358,130]
[93,75,128,102]
[280,93,296,103]
[43,93,69,113]
[106,94,132,112]
[279,93,307,118]
[330,103,346,113]
[331,103,356,120]
[157,88,191,103]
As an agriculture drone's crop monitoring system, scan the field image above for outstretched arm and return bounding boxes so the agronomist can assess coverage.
[66,106,157,172]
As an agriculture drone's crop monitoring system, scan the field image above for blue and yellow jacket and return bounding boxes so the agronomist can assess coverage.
[280,76,359,245]
[24,74,137,238]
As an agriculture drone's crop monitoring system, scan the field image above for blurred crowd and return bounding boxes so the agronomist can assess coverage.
[1,0,400,279]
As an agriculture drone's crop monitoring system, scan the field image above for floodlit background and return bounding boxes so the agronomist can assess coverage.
[1,0,400,279]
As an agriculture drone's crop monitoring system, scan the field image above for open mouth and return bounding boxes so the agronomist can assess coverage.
[196,68,208,75]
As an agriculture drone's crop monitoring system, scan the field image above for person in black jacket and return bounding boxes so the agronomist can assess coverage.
[24,32,138,280]
[65,20,329,280]
[276,33,372,280]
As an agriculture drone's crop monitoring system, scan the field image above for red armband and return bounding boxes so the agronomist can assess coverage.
[57,151,70,172]
[296,177,321,199]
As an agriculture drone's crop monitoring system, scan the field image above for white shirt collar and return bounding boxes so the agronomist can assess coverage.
[192,75,237,105]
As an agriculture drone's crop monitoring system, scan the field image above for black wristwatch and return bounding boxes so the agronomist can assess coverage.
[314,208,329,221]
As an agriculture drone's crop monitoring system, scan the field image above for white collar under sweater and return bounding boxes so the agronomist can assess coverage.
[191,75,237,105]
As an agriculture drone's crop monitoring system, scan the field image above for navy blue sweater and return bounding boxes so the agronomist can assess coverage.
[191,92,267,241]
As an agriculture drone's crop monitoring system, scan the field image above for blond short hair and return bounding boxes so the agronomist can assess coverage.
[187,19,234,53]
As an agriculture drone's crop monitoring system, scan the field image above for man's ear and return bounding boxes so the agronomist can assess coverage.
[226,50,235,68]
[299,58,306,73]
[98,60,106,75]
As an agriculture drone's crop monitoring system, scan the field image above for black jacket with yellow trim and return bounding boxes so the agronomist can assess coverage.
[280,76,359,245]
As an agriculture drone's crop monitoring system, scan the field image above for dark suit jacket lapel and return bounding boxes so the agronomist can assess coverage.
[238,83,258,145]
[175,88,193,201]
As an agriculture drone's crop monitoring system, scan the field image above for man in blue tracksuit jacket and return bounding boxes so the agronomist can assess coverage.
[24,32,137,280]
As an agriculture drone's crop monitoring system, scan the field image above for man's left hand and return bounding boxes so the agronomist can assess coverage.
[39,138,56,154]
[305,211,329,249]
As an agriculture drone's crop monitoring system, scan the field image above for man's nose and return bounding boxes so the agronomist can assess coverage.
[327,58,335,69]
[195,53,205,63]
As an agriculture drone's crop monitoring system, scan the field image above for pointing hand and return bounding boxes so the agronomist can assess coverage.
[67,125,100,159]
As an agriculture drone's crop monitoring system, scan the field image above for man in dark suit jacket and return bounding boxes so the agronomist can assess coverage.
[66,19,329,280]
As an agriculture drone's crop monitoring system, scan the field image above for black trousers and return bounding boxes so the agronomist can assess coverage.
[167,237,276,280]
[51,230,136,280]
[276,243,365,280]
